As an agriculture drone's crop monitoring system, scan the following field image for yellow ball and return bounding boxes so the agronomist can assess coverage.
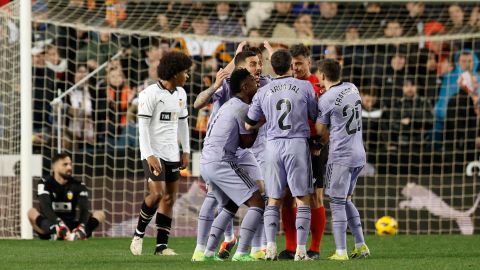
[375,216,398,235]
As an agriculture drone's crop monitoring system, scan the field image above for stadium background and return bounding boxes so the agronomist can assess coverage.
[0,0,479,238]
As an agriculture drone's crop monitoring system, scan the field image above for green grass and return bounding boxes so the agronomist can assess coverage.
[2,235,479,270]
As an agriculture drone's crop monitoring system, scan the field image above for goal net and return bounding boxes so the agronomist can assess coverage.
[1,0,479,238]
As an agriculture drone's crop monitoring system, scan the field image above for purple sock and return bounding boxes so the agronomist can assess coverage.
[264,205,280,244]
[196,192,218,246]
[237,207,264,254]
[296,205,311,246]
[205,208,235,253]
[330,198,347,251]
[346,200,365,245]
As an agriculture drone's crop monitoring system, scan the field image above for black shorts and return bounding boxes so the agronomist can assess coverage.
[312,143,329,188]
[142,158,180,182]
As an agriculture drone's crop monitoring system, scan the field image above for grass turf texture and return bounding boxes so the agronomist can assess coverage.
[2,235,479,270]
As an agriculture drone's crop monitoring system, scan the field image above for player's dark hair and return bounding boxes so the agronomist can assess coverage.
[157,52,192,81]
[289,43,310,58]
[234,50,257,67]
[230,68,252,94]
[271,49,292,75]
[317,59,341,82]
[243,46,262,57]
[52,152,71,164]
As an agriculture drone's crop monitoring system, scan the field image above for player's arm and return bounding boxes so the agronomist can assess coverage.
[138,91,162,173]
[315,123,330,144]
[37,180,60,224]
[178,92,191,169]
[315,97,331,144]
[238,109,257,148]
[77,184,90,225]
[193,68,230,109]
[306,83,319,121]
[245,92,264,130]
[193,42,247,109]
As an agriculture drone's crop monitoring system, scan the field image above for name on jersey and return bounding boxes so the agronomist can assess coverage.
[335,87,359,106]
[269,84,299,95]
[160,112,178,121]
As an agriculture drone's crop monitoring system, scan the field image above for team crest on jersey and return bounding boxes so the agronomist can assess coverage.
[67,191,73,201]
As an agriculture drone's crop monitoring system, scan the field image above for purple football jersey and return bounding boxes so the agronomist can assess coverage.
[247,76,317,140]
[201,97,252,163]
[317,82,366,167]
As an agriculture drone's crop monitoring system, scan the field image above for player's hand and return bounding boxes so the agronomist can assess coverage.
[235,41,247,55]
[180,152,190,170]
[147,155,162,176]
[263,40,274,59]
[72,224,87,240]
[213,68,230,89]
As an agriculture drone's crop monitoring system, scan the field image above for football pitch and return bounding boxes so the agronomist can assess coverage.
[2,235,479,270]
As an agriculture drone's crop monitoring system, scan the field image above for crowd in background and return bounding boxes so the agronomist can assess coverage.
[2,1,480,174]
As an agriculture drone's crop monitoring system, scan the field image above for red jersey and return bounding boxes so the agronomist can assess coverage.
[302,74,325,136]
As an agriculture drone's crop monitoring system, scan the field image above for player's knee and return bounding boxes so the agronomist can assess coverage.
[295,194,311,206]
[27,208,40,222]
[92,210,106,224]
[161,193,176,208]
[149,191,163,205]
[247,191,265,209]
[255,180,265,193]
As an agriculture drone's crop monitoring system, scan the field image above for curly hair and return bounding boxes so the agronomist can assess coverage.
[157,52,192,81]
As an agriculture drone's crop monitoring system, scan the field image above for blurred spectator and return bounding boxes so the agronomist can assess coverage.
[470,6,480,29]
[76,31,120,77]
[246,28,262,48]
[445,81,479,171]
[138,59,159,92]
[177,16,232,64]
[105,67,135,139]
[259,2,295,37]
[139,38,166,83]
[209,2,243,37]
[434,50,479,142]
[403,2,428,37]
[313,2,345,39]
[412,49,442,103]
[359,2,387,37]
[445,4,474,34]
[245,2,274,30]
[384,19,404,38]
[106,0,127,28]
[360,86,384,165]
[64,65,94,150]
[32,43,55,146]
[293,13,314,45]
[376,53,409,107]
[44,44,67,90]
[383,78,433,173]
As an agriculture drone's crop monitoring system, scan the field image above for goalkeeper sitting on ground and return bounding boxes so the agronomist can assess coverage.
[28,152,105,240]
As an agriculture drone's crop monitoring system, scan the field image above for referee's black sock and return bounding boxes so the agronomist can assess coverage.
[155,212,172,248]
[134,201,157,238]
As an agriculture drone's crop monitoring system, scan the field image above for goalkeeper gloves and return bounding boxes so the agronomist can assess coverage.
[71,224,87,240]
[51,219,70,240]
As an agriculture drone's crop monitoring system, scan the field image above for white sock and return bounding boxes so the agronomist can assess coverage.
[355,242,365,249]
[204,250,215,257]
[251,246,261,254]
[296,245,306,254]
[336,249,347,256]
[195,244,205,253]
[224,234,234,242]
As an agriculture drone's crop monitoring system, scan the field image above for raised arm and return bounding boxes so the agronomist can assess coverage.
[193,68,230,110]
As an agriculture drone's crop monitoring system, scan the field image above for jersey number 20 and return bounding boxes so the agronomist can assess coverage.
[342,100,362,135]
[276,99,292,130]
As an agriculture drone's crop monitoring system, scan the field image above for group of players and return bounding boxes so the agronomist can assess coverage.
[127,40,370,262]
[27,40,370,262]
